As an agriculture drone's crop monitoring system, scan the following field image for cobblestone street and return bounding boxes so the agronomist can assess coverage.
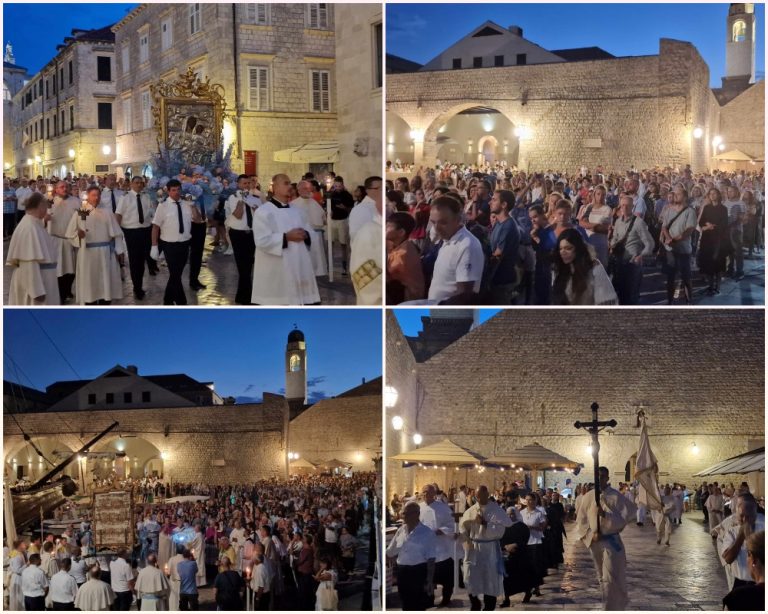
[3,234,357,305]
[387,511,729,611]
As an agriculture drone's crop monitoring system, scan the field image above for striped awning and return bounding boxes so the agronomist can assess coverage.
[486,442,581,470]
[273,140,339,164]
[390,439,485,466]
[693,447,764,477]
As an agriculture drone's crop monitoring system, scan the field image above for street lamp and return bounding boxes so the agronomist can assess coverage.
[384,385,398,408]
[102,145,111,155]
[34,155,41,163]
[26,158,32,166]
[413,433,423,445]
[692,127,703,139]
[391,415,404,430]
[68,149,76,159]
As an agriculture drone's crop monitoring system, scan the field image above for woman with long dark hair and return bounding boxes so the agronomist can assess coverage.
[697,187,729,295]
[551,228,618,305]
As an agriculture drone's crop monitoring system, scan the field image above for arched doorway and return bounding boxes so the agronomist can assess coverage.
[89,436,163,483]
[625,453,637,482]
[477,135,499,165]
[385,110,414,167]
[4,438,78,484]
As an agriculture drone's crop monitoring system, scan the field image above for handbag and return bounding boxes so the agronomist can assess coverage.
[656,207,690,271]
[607,216,637,275]
[317,580,339,610]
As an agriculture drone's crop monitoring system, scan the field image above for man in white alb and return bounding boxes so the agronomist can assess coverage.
[348,176,380,242]
[75,565,115,611]
[251,174,320,305]
[350,176,383,305]
[459,484,512,611]
[49,180,80,302]
[134,554,170,610]
[290,179,327,276]
[65,186,125,304]
[575,466,636,610]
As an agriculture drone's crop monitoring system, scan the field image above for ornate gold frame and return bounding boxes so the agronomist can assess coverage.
[150,66,228,152]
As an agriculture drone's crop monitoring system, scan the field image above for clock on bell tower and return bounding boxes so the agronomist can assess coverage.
[285,326,307,404]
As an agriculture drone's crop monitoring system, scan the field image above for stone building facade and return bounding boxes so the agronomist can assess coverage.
[3,45,30,173]
[112,3,339,181]
[10,26,117,178]
[333,3,382,188]
[386,311,764,498]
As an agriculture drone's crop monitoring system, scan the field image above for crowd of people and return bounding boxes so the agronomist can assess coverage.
[386,475,764,611]
[385,162,764,305]
[4,473,377,611]
[3,170,382,306]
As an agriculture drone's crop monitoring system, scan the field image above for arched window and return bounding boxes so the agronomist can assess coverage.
[3,81,10,101]
[733,20,747,42]
[290,354,301,372]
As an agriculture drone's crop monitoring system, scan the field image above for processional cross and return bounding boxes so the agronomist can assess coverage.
[574,402,617,534]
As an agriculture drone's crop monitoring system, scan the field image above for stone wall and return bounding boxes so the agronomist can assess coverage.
[289,393,382,472]
[386,310,764,495]
[387,39,720,172]
[333,3,383,188]
[3,394,289,484]
[719,80,765,163]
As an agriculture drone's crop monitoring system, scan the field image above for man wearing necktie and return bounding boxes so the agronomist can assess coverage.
[225,174,261,304]
[99,174,124,214]
[150,179,201,305]
[116,176,155,300]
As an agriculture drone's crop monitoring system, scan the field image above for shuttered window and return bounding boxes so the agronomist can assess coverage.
[248,66,269,110]
[310,70,330,112]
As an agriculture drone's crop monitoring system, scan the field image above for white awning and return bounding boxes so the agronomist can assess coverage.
[273,140,339,164]
[693,447,764,477]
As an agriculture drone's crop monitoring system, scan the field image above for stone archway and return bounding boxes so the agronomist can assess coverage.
[4,438,78,483]
[89,435,164,482]
[385,109,414,167]
[477,135,499,165]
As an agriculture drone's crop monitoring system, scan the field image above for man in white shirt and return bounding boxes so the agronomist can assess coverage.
[428,196,485,304]
[22,553,49,611]
[49,557,78,609]
[720,493,765,589]
[69,547,87,588]
[151,179,201,305]
[421,484,456,607]
[250,552,274,610]
[99,174,124,214]
[225,174,261,304]
[109,549,135,610]
[386,501,436,611]
[348,176,381,242]
[116,176,156,300]
[15,178,34,223]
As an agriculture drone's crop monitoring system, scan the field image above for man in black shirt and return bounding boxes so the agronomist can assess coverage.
[329,176,354,275]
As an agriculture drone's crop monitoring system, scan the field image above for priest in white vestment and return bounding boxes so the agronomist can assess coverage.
[74,565,115,611]
[48,181,80,302]
[290,180,327,276]
[350,184,382,305]
[459,485,512,611]
[135,554,170,611]
[65,186,125,304]
[7,540,26,611]
[575,467,637,611]
[6,193,59,305]
[251,174,320,305]
[167,548,184,610]
[190,525,207,587]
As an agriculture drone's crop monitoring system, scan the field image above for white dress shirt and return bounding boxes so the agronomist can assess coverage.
[109,557,133,593]
[428,225,485,302]
[69,557,87,584]
[520,507,547,545]
[386,522,437,566]
[225,190,261,231]
[116,190,153,228]
[250,562,273,593]
[15,186,33,209]
[153,197,193,242]
[22,564,49,597]
[100,187,125,212]
[49,569,78,603]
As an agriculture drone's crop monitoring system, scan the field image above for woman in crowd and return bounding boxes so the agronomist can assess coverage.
[577,185,612,267]
[551,228,618,305]
[697,187,729,296]
[722,530,764,611]
[659,184,697,304]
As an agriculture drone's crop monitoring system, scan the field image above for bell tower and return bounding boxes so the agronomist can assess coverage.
[725,3,755,82]
[285,326,307,405]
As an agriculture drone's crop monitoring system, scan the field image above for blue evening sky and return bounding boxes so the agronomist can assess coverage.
[394,309,500,336]
[2,3,138,74]
[4,309,381,404]
[387,3,765,88]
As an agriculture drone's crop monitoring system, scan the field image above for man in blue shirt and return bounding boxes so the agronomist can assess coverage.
[488,189,522,304]
[177,549,199,610]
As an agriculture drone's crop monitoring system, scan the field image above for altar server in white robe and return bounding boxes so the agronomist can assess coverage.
[190,524,207,587]
[348,176,381,242]
[575,466,637,611]
[49,180,80,302]
[135,554,170,610]
[290,180,327,276]
[6,192,59,305]
[7,539,27,611]
[459,484,512,611]
[251,174,320,305]
[75,564,115,611]
[350,177,383,305]
[66,185,125,304]
[167,547,184,610]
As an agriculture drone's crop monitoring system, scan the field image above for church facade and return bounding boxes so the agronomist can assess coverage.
[386,4,763,171]
[385,310,764,498]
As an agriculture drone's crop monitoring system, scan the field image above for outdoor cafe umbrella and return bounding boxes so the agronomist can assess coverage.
[486,442,582,489]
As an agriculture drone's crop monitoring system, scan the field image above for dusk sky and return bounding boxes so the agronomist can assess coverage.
[388,3,766,88]
[394,309,500,336]
[4,310,381,404]
[3,3,138,74]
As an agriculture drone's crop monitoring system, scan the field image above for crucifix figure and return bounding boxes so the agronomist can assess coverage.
[574,402,616,534]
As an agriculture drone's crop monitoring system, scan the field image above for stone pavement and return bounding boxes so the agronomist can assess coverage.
[639,252,764,305]
[3,234,357,305]
[387,511,729,611]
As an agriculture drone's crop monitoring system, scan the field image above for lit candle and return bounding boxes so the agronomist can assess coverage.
[246,566,251,579]
[164,563,169,576]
